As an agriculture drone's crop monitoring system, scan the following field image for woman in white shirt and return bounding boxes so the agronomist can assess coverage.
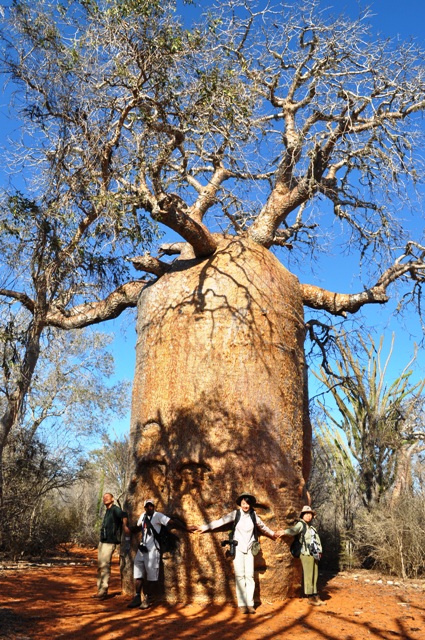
[195,492,278,614]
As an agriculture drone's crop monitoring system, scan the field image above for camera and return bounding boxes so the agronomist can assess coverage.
[221,538,238,558]
[139,543,148,553]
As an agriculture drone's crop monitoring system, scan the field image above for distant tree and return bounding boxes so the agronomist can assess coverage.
[390,395,425,506]
[0,327,130,552]
[311,420,359,525]
[68,433,133,544]
[1,425,83,556]
[315,333,425,509]
[23,328,130,443]
[308,415,360,569]
[89,433,132,505]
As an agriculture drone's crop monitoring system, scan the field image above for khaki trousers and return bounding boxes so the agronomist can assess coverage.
[300,554,319,595]
[97,542,116,594]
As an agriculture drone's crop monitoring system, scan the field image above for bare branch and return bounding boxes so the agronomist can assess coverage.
[0,289,35,313]
[158,243,186,256]
[302,241,425,315]
[129,254,171,277]
[152,195,217,258]
[45,281,146,329]
[301,282,389,317]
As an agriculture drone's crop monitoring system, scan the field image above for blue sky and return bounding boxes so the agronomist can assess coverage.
[2,0,425,441]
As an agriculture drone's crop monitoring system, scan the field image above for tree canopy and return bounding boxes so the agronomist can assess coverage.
[1,0,425,323]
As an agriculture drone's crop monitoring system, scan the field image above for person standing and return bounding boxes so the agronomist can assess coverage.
[127,498,196,610]
[279,505,323,605]
[94,492,130,599]
[195,492,279,614]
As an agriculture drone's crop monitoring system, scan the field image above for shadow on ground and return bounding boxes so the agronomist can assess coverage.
[1,551,424,640]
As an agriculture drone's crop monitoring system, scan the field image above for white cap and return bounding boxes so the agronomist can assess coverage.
[144,498,155,507]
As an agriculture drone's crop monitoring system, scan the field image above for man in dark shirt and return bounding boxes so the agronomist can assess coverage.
[94,493,129,599]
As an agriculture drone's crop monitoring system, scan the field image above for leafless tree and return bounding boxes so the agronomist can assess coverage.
[3,1,425,311]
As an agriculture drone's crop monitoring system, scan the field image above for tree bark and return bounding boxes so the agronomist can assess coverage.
[0,315,44,524]
[125,236,311,603]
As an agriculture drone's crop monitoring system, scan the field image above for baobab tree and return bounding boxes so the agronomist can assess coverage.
[2,0,425,600]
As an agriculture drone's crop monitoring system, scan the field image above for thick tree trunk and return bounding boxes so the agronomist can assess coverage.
[125,236,311,603]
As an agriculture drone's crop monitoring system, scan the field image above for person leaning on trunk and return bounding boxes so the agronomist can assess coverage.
[93,492,130,600]
[278,505,323,605]
[127,498,197,610]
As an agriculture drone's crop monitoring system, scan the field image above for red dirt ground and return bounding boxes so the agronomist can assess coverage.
[1,547,424,640]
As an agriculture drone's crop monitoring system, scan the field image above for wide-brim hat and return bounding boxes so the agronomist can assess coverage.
[300,505,315,517]
[236,492,257,506]
[144,498,155,507]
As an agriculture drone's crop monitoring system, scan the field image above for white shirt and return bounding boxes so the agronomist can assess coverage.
[201,508,275,553]
[136,511,170,552]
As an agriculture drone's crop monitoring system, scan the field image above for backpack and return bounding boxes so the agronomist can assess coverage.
[157,524,179,554]
[309,527,322,561]
[289,520,307,558]
[144,515,179,554]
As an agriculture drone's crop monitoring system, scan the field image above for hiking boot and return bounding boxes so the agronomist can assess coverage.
[309,595,322,606]
[139,597,151,610]
[127,594,142,608]
[92,591,107,600]
[239,606,249,614]
[246,606,256,614]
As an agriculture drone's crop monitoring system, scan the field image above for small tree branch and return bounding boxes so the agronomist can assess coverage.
[301,283,389,317]
[0,289,35,313]
[158,243,186,256]
[129,254,171,277]
[302,243,425,315]
[188,165,233,223]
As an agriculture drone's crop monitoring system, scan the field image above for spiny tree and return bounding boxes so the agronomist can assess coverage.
[2,0,425,600]
[311,420,359,527]
[315,333,425,509]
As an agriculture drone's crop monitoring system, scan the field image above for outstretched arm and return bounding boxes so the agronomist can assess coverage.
[193,510,237,533]
[167,518,198,533]
[255,514,277,540]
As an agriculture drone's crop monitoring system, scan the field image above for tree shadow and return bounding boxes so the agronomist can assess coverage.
[1,561,424,640]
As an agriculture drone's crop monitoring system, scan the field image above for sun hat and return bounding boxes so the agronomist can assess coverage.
[236,492,257,506]
[300,505,315,517]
